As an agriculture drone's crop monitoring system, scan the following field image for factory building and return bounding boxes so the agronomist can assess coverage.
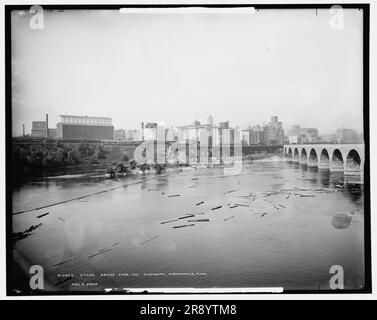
[57,115,114,140]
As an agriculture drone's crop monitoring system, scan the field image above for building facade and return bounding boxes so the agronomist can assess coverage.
[114,129,126,141]
[57,115,114,140]
[31,121,47,137]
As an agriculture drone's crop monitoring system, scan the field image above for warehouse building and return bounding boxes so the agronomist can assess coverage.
[57,115,114,140]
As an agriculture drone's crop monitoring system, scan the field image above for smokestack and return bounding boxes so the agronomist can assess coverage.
[141,122,144,141]
[45,114,49,138]
[22,124,25,137]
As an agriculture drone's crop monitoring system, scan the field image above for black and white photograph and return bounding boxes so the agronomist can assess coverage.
[5,3,371,296]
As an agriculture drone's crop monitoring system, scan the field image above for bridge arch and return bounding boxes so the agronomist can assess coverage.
[319,148,330,169]
[345,149,361,174]
[287,147,292,159]
[308,148,318,167]
[284,144,364,176]
[293,148,299,162]
[331,148,344,171]
[299,148,308,164]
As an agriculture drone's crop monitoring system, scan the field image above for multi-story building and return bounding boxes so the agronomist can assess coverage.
[57,115,114,140]
[31,121,47,137]
[287,125,301,137]
[300,128,319,143]
[250,125,265,145]
[114,129,126,141]
[177,118,220,145]
[125,129,142,141]
[241,130,250,145]
[142,122,158,141]
[264,116,284,145]
[336,128,360,143]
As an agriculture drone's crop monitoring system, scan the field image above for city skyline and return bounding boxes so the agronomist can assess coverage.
[25,112,363,145]
[12,9,364,136]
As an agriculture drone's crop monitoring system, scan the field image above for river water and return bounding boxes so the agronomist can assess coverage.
[12,157,365,292]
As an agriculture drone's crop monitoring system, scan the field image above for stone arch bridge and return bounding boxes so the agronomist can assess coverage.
[284,144,365,176]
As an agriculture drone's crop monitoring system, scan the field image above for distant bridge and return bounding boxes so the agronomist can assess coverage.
[283,144,365,176]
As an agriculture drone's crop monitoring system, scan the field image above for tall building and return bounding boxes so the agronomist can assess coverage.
[57,115,114,140]
[177,117,220,145]
[241,130,250,145]
[336,128,360,143]
[250,125,265,145]
[31,121,47,137]
[143,122,158,141]
[31,114,51,138]
[264,116,284,145]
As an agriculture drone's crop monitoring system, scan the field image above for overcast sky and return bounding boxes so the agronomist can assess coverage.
[11,8,364,136]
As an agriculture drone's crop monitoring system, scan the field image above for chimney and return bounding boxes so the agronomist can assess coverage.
[45,114,49,138]
[22,124,25,137]
[141,122,144,141]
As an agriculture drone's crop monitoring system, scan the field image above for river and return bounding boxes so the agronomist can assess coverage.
[12,157,365,292]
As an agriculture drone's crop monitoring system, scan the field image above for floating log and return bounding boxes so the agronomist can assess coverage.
[168,194,181,198]
[211,206,222,211]
[178,214,195,220]
[187,219,209,222]
[223,189,238,195]
[229,205,238,209]
[161,219,178,224]
[37,212,50,218]
[224,216,234,221]
[173,224,195,229]
[196,201,204,206]
[140,236,159,245]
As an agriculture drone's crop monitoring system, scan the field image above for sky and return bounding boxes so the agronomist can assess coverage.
[11,8,364,136]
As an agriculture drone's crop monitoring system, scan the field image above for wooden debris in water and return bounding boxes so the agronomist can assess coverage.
[224,216,234,221]
[187,219,209,222]
[168,194,181,198]
[229,205,238,209]
[161,219,178,224]
[223,189,239,195]
[196,201,204,206]
[37,212,50,218]
[140,236,159,245]
[178,214,195,220]
[173,224,195,229]
[211,206,222,211]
